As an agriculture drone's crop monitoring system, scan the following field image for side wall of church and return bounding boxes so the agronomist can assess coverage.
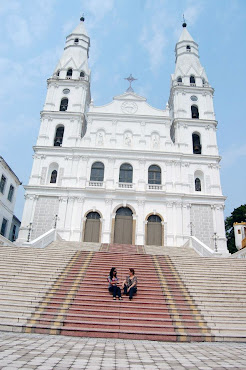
[190,204,213,248]
[31,196,59,240]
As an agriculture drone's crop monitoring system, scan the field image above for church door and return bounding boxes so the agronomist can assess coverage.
[114,207,133,244]
[147,215,162,246]
[84,212,100,243]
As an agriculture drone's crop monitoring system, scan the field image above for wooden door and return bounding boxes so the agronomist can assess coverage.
[84,219,100,243]
[114,215,133,244]
[147,222,162,246]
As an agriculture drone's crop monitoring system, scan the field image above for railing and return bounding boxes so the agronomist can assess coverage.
[147,184,162,190]
[190,83,196,86]
[22,229,57,248]
[0,234,16,247]
[118,182,133,189]
[230,247,246,259]
[89,181,104,187]
[184,236,216,257]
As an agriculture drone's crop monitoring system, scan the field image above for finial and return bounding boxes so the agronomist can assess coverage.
[124,74,137,92]
[182,14,187,27]
[80,14,85,22]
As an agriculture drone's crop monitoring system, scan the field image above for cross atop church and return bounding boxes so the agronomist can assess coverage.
[124,74,137,92]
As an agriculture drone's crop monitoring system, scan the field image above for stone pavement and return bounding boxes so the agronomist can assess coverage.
[0,332,245,369]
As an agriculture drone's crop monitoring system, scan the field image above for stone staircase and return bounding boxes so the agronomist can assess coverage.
[0,242,245,342]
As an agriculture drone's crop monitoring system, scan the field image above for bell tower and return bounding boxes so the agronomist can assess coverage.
[17,17,91,243]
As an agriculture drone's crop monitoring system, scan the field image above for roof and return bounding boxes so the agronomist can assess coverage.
[0,156,22,185]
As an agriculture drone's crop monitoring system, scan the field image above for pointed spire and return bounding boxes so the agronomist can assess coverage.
[70,15,88,37]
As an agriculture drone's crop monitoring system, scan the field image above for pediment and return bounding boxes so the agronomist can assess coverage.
[113,92,147,102]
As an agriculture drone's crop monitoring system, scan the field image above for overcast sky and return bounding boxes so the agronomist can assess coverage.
[0,0,245,220]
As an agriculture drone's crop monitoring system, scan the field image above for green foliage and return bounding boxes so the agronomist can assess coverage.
[225,204,246,254]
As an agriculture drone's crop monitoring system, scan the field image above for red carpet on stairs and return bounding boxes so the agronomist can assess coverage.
[25,245,213,342]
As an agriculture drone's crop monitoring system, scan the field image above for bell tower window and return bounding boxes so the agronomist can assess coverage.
[54,126,64,146]
[192,133,202,154]
[74,38,79,44]
[195,178,201,191]
[50,170,57,184]
[177,76,182,84]
[66,69,73,79]
[60,98,68,112]
[186,45,191,52]
[80,71,85,78]
[191,105,199,119]
[190,75,196,85]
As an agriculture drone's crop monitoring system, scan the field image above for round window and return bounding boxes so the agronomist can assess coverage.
[190,95,198,101]
[63,89,70,94]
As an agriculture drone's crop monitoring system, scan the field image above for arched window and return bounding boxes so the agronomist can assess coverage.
[54,126,64,146]
[148,165,161,184]
[202,78,206,86]
[148,215,161,223]
[86,211,100,219]
[60,98,68,111]
[56,70,60,77]
[50,170,57,184]
[195,178,201,191]
[116,207,133,216]
[119,163,133,183]
[186,45,191,51]
[90,162,104,182]
[66,69,73,78]
[74,38,79,44]
[177,76,182,83]
[191,105,199,119]
[192,133,201,154]
[190,75,196,84]
[80,71,85,78]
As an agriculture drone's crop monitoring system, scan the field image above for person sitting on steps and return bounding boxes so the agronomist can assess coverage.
[122,268,137,300]
[107,267,123,301]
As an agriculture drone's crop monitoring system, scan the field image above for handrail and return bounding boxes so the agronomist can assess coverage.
[230,247,246,259]
[184,236,218,257]
[21,229,57,248]
[242,237,246,249]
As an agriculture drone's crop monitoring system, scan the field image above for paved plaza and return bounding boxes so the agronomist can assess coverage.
[0,332,245,369]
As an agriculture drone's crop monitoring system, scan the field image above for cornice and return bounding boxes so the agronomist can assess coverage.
[23,185,226,202]
[173,118,218,126]
[170,84,214,95]
[32,145,221,162]
[87,111,171,122]
[40,111,84,120]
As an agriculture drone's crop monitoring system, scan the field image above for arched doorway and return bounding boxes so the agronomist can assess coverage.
[147,215,162,246]
[114,207,133,244]
[84,212,101,243]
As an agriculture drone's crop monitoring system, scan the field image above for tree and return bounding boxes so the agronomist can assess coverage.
[225,204,246,254]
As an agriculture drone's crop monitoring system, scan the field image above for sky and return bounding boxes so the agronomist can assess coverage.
[0,0,245,220]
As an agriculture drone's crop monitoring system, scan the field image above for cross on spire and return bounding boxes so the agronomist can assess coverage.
[124,74,137,92]
[182,14,187,27]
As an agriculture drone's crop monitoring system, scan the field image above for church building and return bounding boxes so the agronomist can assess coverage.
[17,18,228,255]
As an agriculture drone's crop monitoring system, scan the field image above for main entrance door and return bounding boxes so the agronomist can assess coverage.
[114,207,133,244]
[147,215,162,246]
[84,212,100,243]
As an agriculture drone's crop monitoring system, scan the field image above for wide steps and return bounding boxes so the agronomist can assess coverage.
[0,243,245,342]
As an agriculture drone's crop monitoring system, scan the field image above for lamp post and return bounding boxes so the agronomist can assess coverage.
[213,232,218,252]
[54,214,59,229]
[27,222,32,242]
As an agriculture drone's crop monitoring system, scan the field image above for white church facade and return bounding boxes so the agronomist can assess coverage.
[17,18,228,254]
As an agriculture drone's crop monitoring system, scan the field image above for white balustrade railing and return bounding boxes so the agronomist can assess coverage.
[147,184,162,190]
[22,229,57,248]
[89,181,104,187]
[118,182,133,189]
[184,236,216,257]
[230,248,246,259]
